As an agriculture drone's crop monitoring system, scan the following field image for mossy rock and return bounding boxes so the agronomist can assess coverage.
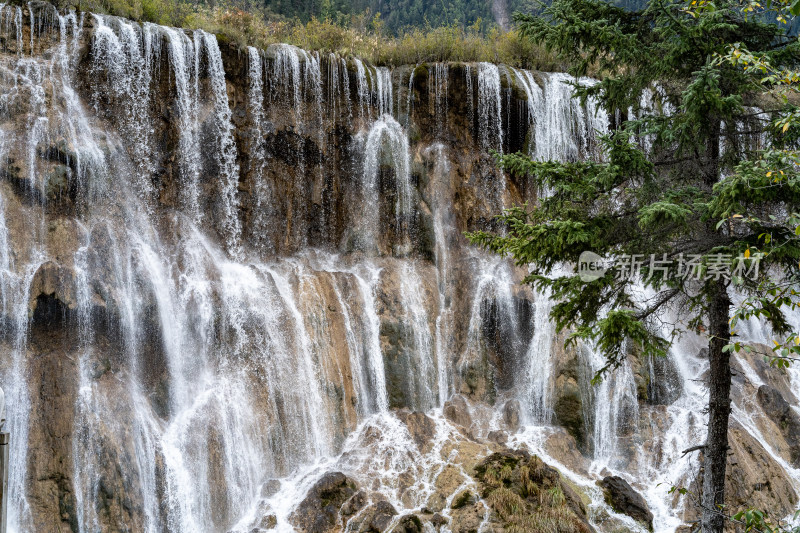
[45,164,70,201]
[412,63,429,79]
[451,490,476,509]
[472,451,594,533]
[554,393,586,451]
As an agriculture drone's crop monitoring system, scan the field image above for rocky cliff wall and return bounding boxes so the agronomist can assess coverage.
[0,3,796,533]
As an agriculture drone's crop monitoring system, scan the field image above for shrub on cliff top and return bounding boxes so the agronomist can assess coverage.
[40,0,564,70]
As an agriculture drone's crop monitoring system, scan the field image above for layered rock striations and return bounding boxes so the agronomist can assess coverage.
[0,3,796,532]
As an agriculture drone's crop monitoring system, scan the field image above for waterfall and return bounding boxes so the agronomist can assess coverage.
[272,43,302,119]
[429,63,448,136]
[340,57,352,119]
[532,73,609,162]
[162,25,202,222]
[247,48,268,212]
[3,8,797,533]
[375,66,393,117]
[353,57,371,120]
[587,344,640,466]
[200,31,242,257]
[398,261,437,409]
[405,65,416,127]
[477,62,503,152]
[522,290,556,423]
[510,67,544,158]
[427,143,455,406]
[465,64,475,137]
[90,15,155,192]
[360,115,412,253]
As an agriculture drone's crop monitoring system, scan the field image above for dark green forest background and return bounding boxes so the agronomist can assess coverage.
[256,0,528,33]
[235,0,798,36]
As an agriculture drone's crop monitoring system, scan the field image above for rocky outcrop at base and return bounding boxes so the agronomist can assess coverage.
[290,472,363,533]
[598,475,653,531]
[472,450,595,533]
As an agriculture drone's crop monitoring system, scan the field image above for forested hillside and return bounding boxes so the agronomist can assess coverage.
[259,0,531,32]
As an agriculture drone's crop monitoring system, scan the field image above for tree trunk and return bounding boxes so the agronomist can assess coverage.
[701,279,732,532]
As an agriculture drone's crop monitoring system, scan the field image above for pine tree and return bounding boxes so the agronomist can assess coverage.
[467,0,800,530]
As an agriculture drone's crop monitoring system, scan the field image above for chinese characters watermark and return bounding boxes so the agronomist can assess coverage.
[578,252,760,283]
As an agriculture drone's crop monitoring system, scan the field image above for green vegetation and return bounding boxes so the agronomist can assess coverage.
[39,0,562,69]
[468,0,799,531]
[451,490,475,509]
[474,452,592,533]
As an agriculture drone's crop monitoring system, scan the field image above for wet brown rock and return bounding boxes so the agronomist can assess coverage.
[341,490,368,518]
[682,421,798,526]
[396,409,437,453]
[351,500,398,532]
[290,472,359,533]
[428,464,465,512]
[443,394,472,428]
[598,475,654,531]
[737,344,797,403]
[756,384,800,467]
[449,501,486,533]
[451,490,477,509]
[257,514,277,530]
[541,428,590,477]
[487,430,508,445]
[28,260,77,312]
[430,512,448,528]
[393,514,423,533]
[502,399,520,431]
[551,336,589,451]
[725,422,797,519]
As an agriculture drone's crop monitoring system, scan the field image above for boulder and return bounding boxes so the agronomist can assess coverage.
[473,450,595,532]
[451,490,477,509]
[256,514,277,530]
[487,430,508,445]
[260,479,281,498]
[598,476,654,531]
[502,399,521,431]
[449,501,485,533]
[290,472,359,533]
[443,394,472,428]
[430,513,448,528]
[341,490,369,518]
[396,410,437,453]
[351,500,398,532]
[393,514,423,533]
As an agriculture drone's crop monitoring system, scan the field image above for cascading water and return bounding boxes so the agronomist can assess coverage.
[521,290,556,423]
[200,30,242,257]
[465,64,475,136]
[353,57,371,120]
[375,66,393,117]
[161,25,202,222]
[429,63,448,137]
[246,46,272,252]
[1,7,797,533]
[477,62,503,152]
[272,43,302,119]
[359,114,413,253]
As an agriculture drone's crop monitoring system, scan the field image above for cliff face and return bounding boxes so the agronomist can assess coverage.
[0,3,797,533]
